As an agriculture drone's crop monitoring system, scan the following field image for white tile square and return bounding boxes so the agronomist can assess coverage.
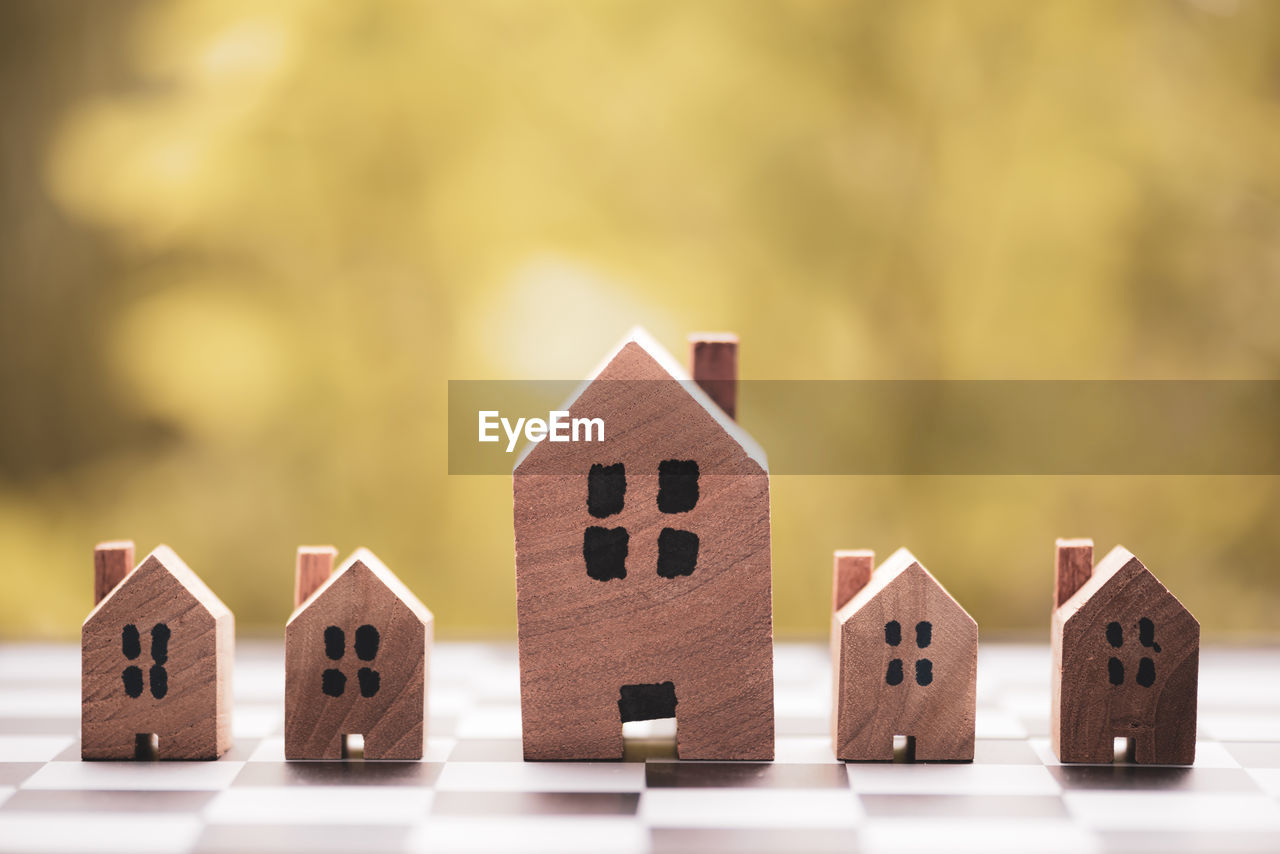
[425,736,457,763]
[641,788,861,829]
[435,761,645,793]
[847,763,1061,796]
[774,736,837,764]
[246,736,285,762]
[428,687,475,717]
[0,735,73,762]
[0,689,78,718]
[0,645,79,679]
[232,704,281,738]
[1246,768,1280,798]
[1200,713,1280,742]
[860,818,1099,854]
[454,707,522,739]
[975,708,1028,739]
[410,816,646,853]
[205,786,431,825]
[0,814,202,853]
[22,760,245,791]
[1063,791,1280,832]
[1190,740,1242,769]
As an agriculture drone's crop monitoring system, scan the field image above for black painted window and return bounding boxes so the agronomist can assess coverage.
[1105,618,1159,688]
[619,681,678,722]
[588,463,626,518]
[656,528,699,578]
[657,460,699,514]
[121,623,169,699]
[584,526,629,581]
[885,620,933,687]
[322,624,382,698]
[582,459,702,580]
[656,460,699,575]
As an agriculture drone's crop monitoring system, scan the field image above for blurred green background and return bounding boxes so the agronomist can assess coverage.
[2,1,1277,640]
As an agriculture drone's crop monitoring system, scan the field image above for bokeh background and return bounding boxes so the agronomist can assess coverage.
[2,0,1278,640]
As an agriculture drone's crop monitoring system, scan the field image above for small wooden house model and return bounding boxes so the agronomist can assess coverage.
[1052,539,1199,765]
[830,548,976,762]
[82,541,234,760]
[285,547,433,760]
[514,329,773,760]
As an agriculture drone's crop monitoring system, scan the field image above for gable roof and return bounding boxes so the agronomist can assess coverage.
[288,548,432,625]
[835,548,971,626]
[85,545,231,625]
[1056,545,1194,626]
[513,327,767,473]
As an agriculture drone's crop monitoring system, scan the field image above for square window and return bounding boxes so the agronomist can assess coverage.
[584,526,629,581]
[656,528,699,578]
[657,460,699,514]
[587,463,626,518]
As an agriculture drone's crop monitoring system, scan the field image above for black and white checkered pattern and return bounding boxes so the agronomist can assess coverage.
[1,642,1278,853]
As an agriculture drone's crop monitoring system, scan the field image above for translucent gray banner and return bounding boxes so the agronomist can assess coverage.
[448,380,1280,475]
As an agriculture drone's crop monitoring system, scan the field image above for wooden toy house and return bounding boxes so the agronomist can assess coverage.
[285,547,433,760]
[513,329,774,760]
[1052,539,1199,765]
[830,548,977,761]
[82,541,234,760]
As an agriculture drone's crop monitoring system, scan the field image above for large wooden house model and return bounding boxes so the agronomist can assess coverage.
[513,329,774,760]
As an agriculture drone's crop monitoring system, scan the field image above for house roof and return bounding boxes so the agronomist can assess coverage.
[513,326,767,472]
[835,548,972,627]
[288,548,432,625]
[84,545,231,625]
[1056,545,1194,626]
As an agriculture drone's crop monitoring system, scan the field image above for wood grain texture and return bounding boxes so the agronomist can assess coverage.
[832,548,976,762]
[1054,538,1094,610]
[1052,544,1199,765]
[833,550,874,612]
[688,333,738,420]
[515,332,773,760]
[295,546,337,609]
[285,548,433,760]
[93,541,135,606]
[82,545,234,760]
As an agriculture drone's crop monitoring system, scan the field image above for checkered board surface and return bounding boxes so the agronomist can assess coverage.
[1,643,1279,854]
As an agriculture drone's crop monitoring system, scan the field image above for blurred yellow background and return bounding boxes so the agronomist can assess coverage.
[2,1,1277,640]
